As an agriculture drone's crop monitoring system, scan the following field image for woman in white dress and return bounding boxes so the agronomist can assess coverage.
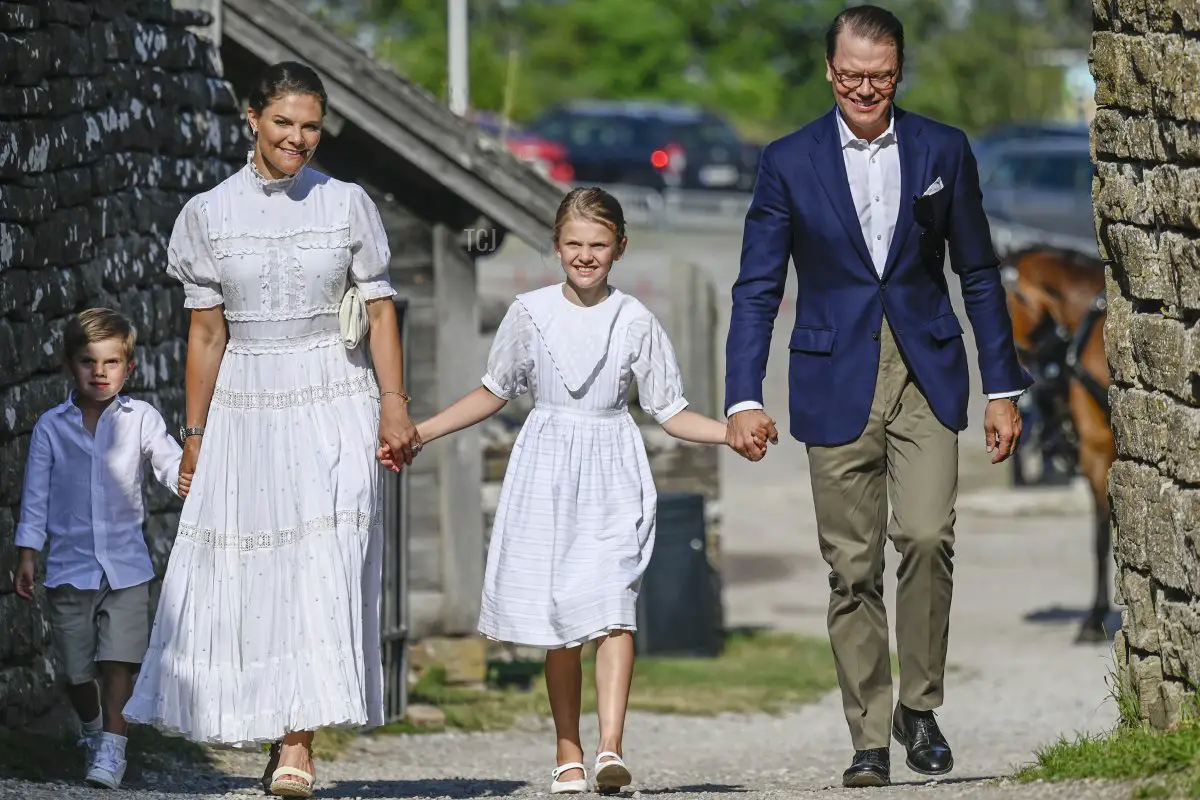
[407,188,741,795]
[123,62,419,797]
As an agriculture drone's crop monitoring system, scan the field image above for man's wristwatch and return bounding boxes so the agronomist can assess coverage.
[180,426,205,443]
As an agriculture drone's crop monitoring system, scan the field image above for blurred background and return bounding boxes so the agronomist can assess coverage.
[295,0,1100,257]
[298,0,1095,146]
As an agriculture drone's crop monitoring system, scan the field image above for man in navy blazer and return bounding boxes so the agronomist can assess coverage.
[723,5,1031,788]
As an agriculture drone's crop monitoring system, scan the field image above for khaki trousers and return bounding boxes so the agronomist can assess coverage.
[806,316,958,750]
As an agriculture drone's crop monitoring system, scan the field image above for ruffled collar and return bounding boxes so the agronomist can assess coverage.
[245,150,302,195]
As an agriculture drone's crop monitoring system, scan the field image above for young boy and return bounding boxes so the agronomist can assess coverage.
[13,308,185,790]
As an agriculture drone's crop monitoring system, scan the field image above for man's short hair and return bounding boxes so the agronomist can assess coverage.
[63,308,137,362]
[825,5,905,70]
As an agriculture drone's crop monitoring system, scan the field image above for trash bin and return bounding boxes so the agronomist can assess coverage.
[634,491,723,658]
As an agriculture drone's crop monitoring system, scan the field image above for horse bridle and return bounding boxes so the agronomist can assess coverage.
[1001,264,1110,416]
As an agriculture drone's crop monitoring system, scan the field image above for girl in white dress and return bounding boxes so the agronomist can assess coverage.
[408,188,738,795]
[122,62,420,798]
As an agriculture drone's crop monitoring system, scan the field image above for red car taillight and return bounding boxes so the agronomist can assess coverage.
[652,142,686,174]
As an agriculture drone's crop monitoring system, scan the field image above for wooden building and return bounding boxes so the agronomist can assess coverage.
[214,0,563,639]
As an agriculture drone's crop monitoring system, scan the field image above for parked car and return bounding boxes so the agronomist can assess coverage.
[977,135,1099,254]
[972,120,1089,162]
[526,100,761,192]
[470,111,575,184]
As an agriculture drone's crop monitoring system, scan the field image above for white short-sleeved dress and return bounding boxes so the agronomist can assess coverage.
[122,158,394,745]
[478,283,688,649]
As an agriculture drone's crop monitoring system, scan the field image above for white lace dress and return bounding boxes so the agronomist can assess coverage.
[123,159,393,745]
[478,284,688,649]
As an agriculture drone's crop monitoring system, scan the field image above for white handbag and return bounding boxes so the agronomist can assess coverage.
[339,283,369,348]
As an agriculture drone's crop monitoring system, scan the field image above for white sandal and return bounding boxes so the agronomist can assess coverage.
[594,751,632,794]
[551,762,588,794]
[270,765,315,797]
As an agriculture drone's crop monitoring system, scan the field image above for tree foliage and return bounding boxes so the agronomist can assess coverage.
[323,0,1089,140]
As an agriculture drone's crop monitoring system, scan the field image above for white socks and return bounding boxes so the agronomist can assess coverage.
[82,714,103,734]
[99,732,128,758]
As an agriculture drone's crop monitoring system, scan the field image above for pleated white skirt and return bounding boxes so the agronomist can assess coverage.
[124,332,384,745]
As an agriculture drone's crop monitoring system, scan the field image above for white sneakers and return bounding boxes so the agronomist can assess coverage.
[85,732,128,789]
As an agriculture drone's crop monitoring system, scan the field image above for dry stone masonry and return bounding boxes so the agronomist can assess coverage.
[0,0,246,728]
[1092,0,1200,728]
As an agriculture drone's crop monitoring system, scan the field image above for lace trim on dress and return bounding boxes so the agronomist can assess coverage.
[211,231,352,260]
[223,304,339,322]
[483,624,638,650]
[246,149,302,195]
[177,509,380,551]
[224,330,343,355]
[209,224,349,242]
[323,268,347,298]
[211,373,375,409]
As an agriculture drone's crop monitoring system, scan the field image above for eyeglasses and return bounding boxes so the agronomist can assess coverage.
[832,69,898,90]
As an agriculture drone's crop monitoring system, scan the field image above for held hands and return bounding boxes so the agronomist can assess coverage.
[984,397,1023,464]
[375,394,422,473]
[179,437,201,498]
[726,409,779,462]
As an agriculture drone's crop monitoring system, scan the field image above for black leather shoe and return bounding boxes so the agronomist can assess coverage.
[842,747,890,787]
[892,704,954,775]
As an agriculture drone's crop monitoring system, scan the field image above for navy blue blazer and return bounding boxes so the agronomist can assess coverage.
[724,107,1032,446]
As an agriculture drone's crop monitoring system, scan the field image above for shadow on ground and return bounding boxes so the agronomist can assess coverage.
[314,779,528,798]
[1022,605,1122,642]
[0,724,220,788]
[884,775,1002,787]
[638,785,751,794]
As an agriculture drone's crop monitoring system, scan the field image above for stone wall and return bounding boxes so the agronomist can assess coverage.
[0,0,246,728]
[1091,0,1200,728]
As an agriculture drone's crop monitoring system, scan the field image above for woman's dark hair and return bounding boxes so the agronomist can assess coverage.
[247,61,328,115]
[825,5,905,70]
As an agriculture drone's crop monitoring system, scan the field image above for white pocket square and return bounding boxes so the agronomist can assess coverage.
[922,177,944,196]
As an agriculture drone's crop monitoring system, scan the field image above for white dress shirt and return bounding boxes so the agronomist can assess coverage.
[838,107,902,277]
[15,392,183,591]
[726,109,1021,418]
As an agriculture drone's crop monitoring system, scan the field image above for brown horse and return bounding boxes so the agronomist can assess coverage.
[1000,246,1116,643]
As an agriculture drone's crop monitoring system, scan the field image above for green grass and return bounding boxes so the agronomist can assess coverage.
[1014,721,1200,798]
[377,629,839,734]
[1014,653,1200,798]
[311,727,359,760]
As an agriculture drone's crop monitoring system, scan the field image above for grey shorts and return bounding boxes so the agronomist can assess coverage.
[46,579,151,685]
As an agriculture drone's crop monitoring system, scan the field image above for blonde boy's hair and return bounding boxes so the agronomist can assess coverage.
[62,308,137,362]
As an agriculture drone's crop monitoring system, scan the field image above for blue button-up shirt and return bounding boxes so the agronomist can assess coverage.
[15,393,183,590]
